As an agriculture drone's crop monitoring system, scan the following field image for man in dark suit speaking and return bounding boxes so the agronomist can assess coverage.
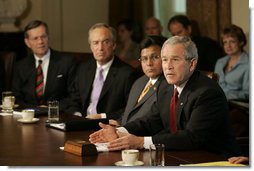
[66,23,138,120]
[12,20,77,110]
[89,36,241,157]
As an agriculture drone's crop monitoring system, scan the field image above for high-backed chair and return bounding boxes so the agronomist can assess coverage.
[62,51,93,64]
[0,51,16,90]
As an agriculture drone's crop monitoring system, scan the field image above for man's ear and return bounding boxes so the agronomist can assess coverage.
[24,38,31,48]
[189,58,198,71]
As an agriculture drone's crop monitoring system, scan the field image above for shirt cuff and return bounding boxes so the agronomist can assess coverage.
[144,137,153,149]
[100,113,106,118]
[73,112,82,117]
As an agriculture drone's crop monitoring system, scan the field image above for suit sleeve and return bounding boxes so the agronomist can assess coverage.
[58,56,78,111]
[106,69,140,119]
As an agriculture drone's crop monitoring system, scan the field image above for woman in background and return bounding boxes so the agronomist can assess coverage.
[214,24,249,100]
[115,19,140,68]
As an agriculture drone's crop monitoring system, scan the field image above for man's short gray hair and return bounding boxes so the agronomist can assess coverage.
[162,36,198,60]
[88,23,117,44]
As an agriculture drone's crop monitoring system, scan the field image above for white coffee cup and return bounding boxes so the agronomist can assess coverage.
[22,109,35,121]
[121,149,139,165]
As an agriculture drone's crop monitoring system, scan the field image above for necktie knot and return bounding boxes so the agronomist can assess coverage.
[38,60,43,65]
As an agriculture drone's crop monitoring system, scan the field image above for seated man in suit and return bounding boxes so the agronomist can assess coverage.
[144,17,167,39]
[66,23,138,120]
[12,20,77,110]
[110,35,166,126]
[89,36,241,158]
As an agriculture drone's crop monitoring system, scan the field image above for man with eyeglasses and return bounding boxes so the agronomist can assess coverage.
[66,23,139,120]
[12,20,77,110]
[89,36,241,158]
[109,35,166,126]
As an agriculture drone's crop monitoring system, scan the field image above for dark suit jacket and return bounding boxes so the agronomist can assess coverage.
[67,57,139,120]
[192,36,224,71]
[121,75,164,125]
[124,71,241,157]
[12,49,77,110]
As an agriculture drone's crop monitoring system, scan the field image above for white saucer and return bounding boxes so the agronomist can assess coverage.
[115,161,144,166]
[17,118,39,124]
[0,104,19,108]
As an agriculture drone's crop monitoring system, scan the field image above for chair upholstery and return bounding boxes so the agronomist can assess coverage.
[200,70,219,82]
[0,51,16,90]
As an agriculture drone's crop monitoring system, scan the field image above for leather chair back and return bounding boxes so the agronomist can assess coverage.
[0,51,16,90]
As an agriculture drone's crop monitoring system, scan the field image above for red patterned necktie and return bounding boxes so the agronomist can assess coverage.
[36,60,44,104]
[170,88,178,134]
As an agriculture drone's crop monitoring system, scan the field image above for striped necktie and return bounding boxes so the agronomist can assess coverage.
[36,60,44,104]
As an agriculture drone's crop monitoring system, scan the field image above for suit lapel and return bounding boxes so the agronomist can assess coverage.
[44,52,58,99]
[27,56,37,99]
[99,58,117,99]
[176,71,198,126]
[82,61,96,99]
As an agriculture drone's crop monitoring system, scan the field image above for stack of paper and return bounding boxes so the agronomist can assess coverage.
[180,161,246,166]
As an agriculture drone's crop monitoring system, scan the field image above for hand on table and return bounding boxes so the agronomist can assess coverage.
[228,156,249,164]
[89,122,118,143]
[107,132,144,151]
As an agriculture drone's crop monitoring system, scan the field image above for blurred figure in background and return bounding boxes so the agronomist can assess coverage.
[115,19,140,68]
[168,14,224,71]
[144,17,165,37]
[214,24,249,100]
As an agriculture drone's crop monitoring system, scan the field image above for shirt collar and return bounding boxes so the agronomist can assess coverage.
[96,56,114,71]
[149,77,159,85]
[174,79,188,96]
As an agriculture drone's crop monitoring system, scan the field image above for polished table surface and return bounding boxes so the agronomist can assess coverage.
[0,114,228,166]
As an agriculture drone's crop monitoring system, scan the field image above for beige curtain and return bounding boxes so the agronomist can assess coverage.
[108,0,153,34]
[187,0,231,41]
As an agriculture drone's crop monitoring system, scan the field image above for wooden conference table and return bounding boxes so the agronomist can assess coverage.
[0,114,228,166]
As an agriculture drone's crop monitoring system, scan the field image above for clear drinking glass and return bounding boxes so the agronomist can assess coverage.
[47,100,59,122]
[149,144,165,166]
[2,91,15,113]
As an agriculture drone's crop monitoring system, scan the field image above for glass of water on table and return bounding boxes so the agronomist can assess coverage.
[47,100,59,122]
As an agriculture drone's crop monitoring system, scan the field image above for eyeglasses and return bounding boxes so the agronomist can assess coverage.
[139,55,160,63]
